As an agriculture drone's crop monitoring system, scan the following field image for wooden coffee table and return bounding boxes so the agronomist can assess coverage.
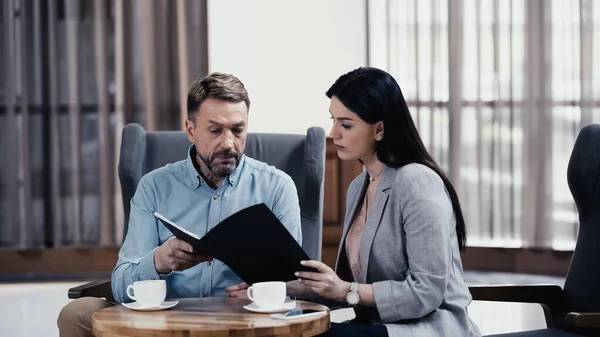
[92,297,330,336]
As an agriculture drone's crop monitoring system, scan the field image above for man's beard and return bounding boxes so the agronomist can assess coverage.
[197,149,241,177]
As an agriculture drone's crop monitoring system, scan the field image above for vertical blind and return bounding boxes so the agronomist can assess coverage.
[0,0,208,249]
[369,0,599,249]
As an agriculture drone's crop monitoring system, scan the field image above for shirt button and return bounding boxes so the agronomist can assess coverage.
[213,195,218,200]
[151,277,155,280]
[207,261,212,266]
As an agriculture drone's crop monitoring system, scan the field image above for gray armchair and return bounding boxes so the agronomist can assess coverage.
[470,124,600,337]
[68,123,326,300]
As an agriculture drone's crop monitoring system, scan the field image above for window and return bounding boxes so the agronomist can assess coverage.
[369,0,599,249]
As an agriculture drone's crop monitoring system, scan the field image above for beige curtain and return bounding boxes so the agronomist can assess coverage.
[369,0,598,249]
[0,0,208,249]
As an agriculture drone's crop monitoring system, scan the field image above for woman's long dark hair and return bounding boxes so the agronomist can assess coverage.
[326,67,467,251]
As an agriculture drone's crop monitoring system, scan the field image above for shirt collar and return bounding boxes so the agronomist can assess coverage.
[186,144,245,189]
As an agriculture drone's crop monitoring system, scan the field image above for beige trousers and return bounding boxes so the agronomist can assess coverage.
[57,297,116,337]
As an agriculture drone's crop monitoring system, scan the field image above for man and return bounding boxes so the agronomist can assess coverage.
[57,72,302,337]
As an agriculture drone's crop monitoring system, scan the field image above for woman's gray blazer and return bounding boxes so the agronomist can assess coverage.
[334,163,481,337]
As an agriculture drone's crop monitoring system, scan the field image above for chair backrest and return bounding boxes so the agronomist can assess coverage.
[562,124,600,330]
[118,123,326,260]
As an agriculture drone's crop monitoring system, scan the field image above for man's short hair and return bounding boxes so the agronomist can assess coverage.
[187,72,251,123]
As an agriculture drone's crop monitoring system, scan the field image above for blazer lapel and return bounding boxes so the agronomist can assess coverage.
[359,165,394,283]
[334,171,368,272]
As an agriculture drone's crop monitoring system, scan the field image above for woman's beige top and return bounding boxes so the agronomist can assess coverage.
[345,177,380,282]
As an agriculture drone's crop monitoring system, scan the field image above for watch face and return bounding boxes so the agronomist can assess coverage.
[346,291,360,305]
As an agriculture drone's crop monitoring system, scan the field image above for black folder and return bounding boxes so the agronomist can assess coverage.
[153,203,316,285]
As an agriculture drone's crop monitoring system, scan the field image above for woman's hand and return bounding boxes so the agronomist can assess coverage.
[295,260,349,302]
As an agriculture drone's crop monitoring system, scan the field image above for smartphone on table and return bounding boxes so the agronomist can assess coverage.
[270,309,327,320]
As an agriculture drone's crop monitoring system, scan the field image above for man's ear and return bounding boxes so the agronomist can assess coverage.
[185,118,196,143]
[375,122,384,141]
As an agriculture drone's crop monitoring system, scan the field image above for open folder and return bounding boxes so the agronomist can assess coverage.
[153,203,316,285]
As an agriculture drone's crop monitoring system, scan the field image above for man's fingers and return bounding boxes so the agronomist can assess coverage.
[226,282,249,292]
[172,249,198,262]
[196,255,213,263]
[161,237,212,272]
[226,282,250,299]
[227,290,249,298]
[172,246,211,262]
[171,239,195,253]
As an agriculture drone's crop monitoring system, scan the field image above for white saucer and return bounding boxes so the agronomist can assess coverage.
[243,300,297,313]
[122,300,179,311]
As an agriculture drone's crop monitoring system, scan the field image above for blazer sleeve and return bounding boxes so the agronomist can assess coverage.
[372,166,453,322]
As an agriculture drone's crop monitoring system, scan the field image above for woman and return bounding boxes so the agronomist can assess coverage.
[288,67,482,337]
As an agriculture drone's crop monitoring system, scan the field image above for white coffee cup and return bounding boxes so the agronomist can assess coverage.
[246,281,286,310]
[126,280,166,308]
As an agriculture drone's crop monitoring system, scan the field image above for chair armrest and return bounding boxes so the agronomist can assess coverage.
[68,280,114,301]
[565,312,600,328]
[469,284,564,328]
[469,284,563,304]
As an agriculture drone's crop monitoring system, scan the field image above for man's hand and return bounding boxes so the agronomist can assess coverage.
[154,237,211,274]
[286,279,313,300]
[225,282,249,298]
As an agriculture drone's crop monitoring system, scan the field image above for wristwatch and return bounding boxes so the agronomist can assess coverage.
[345,282,360,306]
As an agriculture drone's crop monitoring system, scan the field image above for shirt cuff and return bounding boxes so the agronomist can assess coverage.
[139,247,171,280]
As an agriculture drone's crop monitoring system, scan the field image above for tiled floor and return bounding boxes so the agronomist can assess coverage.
[0,281,81,337]
[0,271,565,337]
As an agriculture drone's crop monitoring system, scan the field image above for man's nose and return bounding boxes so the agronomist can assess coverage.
[221,131,235,149]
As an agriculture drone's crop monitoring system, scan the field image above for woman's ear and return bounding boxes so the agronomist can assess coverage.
[374,122,384,141]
